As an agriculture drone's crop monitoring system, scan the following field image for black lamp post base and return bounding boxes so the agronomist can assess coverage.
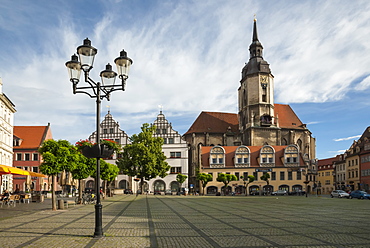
[93,203,103,238]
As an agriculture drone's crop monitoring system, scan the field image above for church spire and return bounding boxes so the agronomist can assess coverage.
[249,18,263,59]
[241,18,271,79]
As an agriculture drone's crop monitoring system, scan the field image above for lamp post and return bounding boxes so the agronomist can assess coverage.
[65,38,132,238]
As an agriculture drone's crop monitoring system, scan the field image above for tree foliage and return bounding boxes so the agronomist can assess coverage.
[241,175,255,196]
[196,173,213,195]
[176,173,187,192]
[116,123,170,193]
[260,173,270,185]
[70,152,96,204]
[217,173,238,195]
[38,139,75,210]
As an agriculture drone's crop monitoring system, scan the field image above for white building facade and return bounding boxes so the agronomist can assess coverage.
[146,111,189,194]
[0,78,16,193]
[86,111,131,193]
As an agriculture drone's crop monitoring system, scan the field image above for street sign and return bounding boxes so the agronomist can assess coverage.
[255,168,272,172]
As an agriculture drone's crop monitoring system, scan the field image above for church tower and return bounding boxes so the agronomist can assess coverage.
[239,19,277,145]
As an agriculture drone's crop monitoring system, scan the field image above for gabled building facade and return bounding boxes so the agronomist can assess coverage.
[359,127,370,192]
[0,78,16,193]
[317,157,336,194]
[86,111,131,192]
[13,124,52,192]
[183,19,317,193]
[201,145,307,195]
[150,111,188,193]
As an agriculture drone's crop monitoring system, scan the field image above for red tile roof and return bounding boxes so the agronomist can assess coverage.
[184,112,239,135]
[14,126,52,149]
[274,104,304,129]
[184,104,305,135]
[318,157,338,167]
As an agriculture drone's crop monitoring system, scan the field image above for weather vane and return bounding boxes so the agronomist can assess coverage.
[158,104,163,114]
[106,105,111,113]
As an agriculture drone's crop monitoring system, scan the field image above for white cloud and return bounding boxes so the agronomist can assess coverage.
[1,0,370,145]
[333,135,361,142]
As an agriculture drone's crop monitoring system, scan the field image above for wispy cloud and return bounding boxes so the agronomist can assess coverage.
[0,0,369,147]
[333,135,361,142]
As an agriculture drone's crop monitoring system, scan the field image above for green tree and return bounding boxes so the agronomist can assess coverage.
[100,160,119,198]
[116,123,170,194]
[260,172,270,195]
[241,175,255,196]
[217,173,238,195]
[196,173,213,195]
[176,174,188,193]
[70,152,95,204]
[39,140,75,210]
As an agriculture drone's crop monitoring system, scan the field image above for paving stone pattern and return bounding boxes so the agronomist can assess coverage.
[0,195,369,247]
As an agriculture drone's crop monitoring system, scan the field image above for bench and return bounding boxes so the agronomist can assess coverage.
[64,200,76,208]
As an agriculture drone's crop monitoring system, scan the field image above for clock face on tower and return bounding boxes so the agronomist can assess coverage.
[260,75,268,89]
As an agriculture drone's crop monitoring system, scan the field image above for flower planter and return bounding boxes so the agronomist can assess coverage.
[81,144,114,158]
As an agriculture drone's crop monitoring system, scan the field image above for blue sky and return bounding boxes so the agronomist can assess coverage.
[0,0,369,159]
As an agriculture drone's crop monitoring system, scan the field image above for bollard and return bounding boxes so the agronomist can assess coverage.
[58,199,64,210]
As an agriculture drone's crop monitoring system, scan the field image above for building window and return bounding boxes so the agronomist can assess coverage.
[16,153,22,161]
[103,129,107,134]
[33,167,38,173]
[260,145,275,166]
[168,138,174,144]
[253,172,258,181]
[170,152,181,158]
[25,153,30,161]
[243,172,248,180]
[162,129,167,134]
[109,128,114,134]
[325,172,330,176]
[235,145,250,167]
[325,180,330,185]
[33,153,39,161]
[210,146,225,168]
[163,138,167,144]
[156,129,160,134]
[280,171,285,180]
[271,171,276,180]
[235,172,240,179]
[170,167,181,174]
[296,171,302,180]
[288,171,292,180]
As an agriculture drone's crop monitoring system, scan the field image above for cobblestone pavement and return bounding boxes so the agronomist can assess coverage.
[0,194,369,247]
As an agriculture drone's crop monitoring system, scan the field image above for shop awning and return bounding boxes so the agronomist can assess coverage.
[0,164,46,177]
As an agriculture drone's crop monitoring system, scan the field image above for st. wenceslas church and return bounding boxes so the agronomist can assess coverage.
[183,19,316,192]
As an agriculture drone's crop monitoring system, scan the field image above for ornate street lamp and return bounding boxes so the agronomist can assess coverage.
[65,38,132,238]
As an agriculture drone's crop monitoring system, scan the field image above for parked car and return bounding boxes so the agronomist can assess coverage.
[271,190,287,196]
[165,190,172,195]
[330,190,349,198]
[349,190,370,199]
[124,189,133,194]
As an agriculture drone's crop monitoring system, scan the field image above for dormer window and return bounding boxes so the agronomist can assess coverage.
[260,145,275,167]
[285,145,299,166]
[210,146,225,168]
[235,145,250,167]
